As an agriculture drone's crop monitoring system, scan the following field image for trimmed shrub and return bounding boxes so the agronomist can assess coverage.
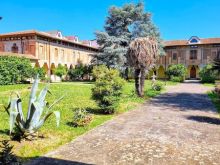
[170,76,183,82]
[0,56,33,85]
[199,64,216,83]
[55,64,67,79]
[166,64,187,82]
[72,108,92,127]
[32,67,46,80]
[92,65,125,114]
[68,64,93,80]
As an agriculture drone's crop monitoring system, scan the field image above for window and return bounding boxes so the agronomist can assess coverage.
[217,50,220,60]
[54,48,58,61]
[39,45,44,60]
[172,53,177,60]
[190,50,197,60]
[188,36,200,44]
[11,43,18,53]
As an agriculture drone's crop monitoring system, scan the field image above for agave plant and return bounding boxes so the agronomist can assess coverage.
[4,76,64,139]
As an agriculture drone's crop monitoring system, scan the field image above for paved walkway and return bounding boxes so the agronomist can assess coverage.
[27,83,220,165]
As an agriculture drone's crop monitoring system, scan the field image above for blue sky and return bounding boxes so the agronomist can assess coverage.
[0,0,220,41]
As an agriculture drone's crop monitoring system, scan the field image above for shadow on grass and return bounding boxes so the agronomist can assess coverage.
[0,129,9,136]
[85,107,112,115]
[23,156,93,165]
[186,115,220,125]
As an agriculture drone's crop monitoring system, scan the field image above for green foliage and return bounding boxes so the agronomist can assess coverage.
[166,64,187,82]
[32,67,46,80]
[4,77,63,140]
[55,64,67,78]
[152,82,163,91]
[170,76,184,82]
[0,56,33,85]
[92,65,125,114]
[94,2,163,69]
[68,64,93,80]
[0,140,20,165]
[199,65,216,83]
[72,108,92,127]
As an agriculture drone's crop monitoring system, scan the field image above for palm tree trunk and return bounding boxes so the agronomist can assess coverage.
[134,69,141,97]
[140,68,146,97]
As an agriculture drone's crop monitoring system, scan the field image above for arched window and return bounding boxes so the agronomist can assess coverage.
[217,50,220,60]
[11,43,18,53]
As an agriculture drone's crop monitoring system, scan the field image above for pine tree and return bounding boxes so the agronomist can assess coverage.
[93,2,164,72]
[0,140,20,165]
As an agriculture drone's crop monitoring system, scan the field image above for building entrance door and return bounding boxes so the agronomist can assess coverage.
[190,66,196,79]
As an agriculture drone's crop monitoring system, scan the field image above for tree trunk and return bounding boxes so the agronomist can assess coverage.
[124,67,129,81]
[140,68,146,97]
[134,69,141,97]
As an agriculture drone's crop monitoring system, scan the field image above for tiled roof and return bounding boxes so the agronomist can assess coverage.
[0,30,98,50]
[0,52,38,60]
[164,38,220,47]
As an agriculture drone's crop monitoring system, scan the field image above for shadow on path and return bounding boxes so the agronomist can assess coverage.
[186,115,220,125]
[151,92,215,112]
[25,156,93,165]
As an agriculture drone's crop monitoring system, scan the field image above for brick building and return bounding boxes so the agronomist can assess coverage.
[0,30,98,81]
[156,36,220,79]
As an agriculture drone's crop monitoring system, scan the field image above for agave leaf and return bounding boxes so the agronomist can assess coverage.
[30,101,45,128]
[48,95,65,110]
[37,84,49,104]
[53,111,60,127]
[9,111,18,134]
[33,110,60,132]
[16,98,24,124]
[25,103,36,129]
[27,75,39,120]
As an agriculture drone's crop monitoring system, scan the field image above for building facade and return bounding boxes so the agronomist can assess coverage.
[156,36,220,79]
[0,30,98,81]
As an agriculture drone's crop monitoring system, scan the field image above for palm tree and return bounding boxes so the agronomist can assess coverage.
[127,37,159,97]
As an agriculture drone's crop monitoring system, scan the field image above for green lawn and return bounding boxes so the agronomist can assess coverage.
[208,91,220,114]
[0,80,175,162]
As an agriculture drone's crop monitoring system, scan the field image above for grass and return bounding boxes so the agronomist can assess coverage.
[0,80,176,162]
[208,91,220,114]
[203,83,215,87]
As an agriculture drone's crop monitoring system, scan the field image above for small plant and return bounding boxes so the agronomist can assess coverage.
[4,76,64,140]
[152,83,163,91]
[0,140,20,165]
[92,65,125,114]
[72,108,92,127]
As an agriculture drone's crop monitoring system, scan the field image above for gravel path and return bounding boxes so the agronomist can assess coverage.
[27,82,220,165]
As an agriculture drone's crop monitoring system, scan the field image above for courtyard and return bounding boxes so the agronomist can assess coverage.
[26,82,220,165]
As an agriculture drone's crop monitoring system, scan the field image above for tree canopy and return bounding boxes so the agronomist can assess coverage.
[93,2,164,69]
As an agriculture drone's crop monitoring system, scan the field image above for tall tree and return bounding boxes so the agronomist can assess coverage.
[127,37,159,97]
[93,2,163,70]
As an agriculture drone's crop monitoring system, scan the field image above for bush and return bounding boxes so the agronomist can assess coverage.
[55,64,67,79]
[166,64,186,82]
[152,82,163,91]
[0,56,33,85]
[72,108,92,127]
[68,64,93,80]
[199,65,216,83]
[170,76,184,82]
[32,67,46,80]
[92,65,125,114]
